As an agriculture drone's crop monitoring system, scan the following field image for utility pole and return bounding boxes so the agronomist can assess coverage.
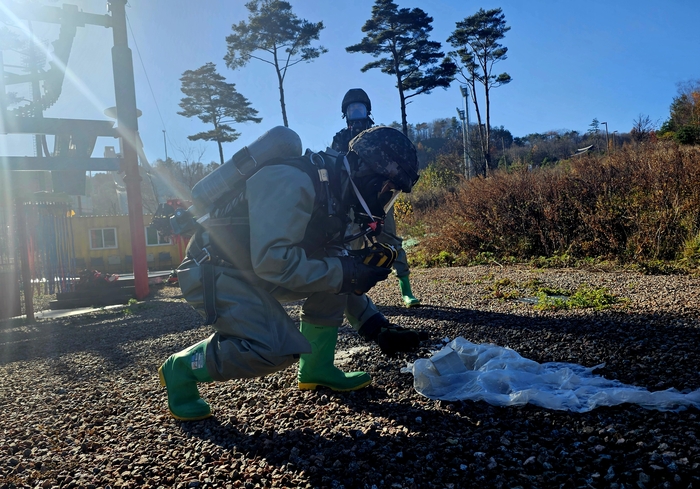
[601,121,609,152]
[162,129,168,161]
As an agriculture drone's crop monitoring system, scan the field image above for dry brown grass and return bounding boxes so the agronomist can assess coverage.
[406,141,700,267]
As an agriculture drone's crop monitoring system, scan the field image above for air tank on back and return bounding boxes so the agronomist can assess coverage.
[190,125,303,216]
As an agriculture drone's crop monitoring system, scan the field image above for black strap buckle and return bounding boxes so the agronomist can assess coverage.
[193,247,212,265]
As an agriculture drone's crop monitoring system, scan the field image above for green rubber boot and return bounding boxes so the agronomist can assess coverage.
[158,339,214,421]
[399,275,421,307]
[298,322,372,391]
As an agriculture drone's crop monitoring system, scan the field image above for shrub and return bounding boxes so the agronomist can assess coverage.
[413,163,460,192]
[393,195,413,223]
[412,141,700,266]
[675,125,700,145]
[682,232,700,264]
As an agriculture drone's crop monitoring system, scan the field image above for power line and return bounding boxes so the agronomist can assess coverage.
[125,12,167,132]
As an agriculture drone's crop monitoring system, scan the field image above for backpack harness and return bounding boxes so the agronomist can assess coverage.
[187,151,343,325]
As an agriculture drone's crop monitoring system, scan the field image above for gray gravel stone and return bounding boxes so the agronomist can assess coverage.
[1,265,699,488]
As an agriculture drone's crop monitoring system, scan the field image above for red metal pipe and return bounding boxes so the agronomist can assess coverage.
[108,0,148,299]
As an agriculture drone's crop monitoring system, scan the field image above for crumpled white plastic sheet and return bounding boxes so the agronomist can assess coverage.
[401,337,700,413]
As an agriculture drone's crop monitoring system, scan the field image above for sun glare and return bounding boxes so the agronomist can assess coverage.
[0,134,12,208]
[0,3,111,126]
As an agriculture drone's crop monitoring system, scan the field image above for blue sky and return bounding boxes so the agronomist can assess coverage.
[1,0,699,165]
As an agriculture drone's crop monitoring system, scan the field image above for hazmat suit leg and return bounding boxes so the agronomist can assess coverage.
[177,263,312,381]
[297,292,371,390]
[378,208,420,307]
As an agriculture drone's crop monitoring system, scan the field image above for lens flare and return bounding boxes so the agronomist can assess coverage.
[0,3,111,125]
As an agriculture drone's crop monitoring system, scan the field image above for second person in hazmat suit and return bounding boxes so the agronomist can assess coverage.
[332,88,421,307]
[159,126,423,421]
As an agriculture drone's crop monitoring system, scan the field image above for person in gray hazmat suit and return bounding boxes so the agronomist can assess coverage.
[159,125,424,421]
[332,88,421,307]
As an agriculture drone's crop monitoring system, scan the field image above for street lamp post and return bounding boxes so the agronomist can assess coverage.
[456,107,468,179]
[601,121,609,152]
[612,130,618,150]
[459,85,472,179]
[162,130,168,161]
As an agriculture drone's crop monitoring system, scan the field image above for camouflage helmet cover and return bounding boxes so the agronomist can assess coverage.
[348,126,419,193]
[341,88,372,115]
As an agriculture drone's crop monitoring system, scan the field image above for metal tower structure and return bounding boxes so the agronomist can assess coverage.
[1,0,149,316]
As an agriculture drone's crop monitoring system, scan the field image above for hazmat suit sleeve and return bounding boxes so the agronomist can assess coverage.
[246,164,345,293]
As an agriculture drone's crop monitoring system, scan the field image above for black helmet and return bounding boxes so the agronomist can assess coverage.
[341,88,372,115]
[348,126,419,193]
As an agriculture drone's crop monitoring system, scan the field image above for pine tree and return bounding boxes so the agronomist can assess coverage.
[448,8,512,175]
[178,62,261,165]
[346,0,456,136]
[225,0,327,128]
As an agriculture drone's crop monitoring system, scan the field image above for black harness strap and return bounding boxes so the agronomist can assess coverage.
[201,261,218,325]
[186,231,219,325]
[189,154,335,326]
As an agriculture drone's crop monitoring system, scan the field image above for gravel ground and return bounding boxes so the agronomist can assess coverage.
[1,265,699,489]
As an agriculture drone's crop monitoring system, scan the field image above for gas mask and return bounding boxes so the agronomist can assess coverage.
[340,154,402,241]
[352,173,401,219]
[345,102,373,136]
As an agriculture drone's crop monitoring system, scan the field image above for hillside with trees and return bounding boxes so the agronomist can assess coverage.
[658,79,700,145]
[392,79,700,271]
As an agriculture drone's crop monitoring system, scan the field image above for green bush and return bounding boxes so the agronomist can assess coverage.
[682,232,700,264]
[675,125,700,145]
